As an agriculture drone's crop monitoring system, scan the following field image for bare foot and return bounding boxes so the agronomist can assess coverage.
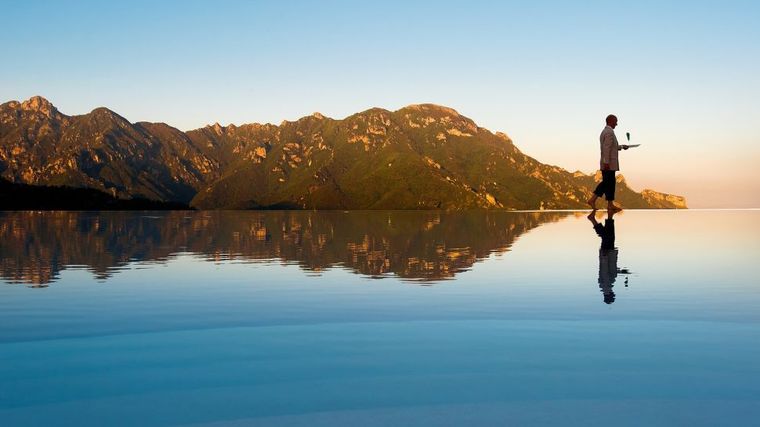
[608,205,623,213]
[587,197,597,209]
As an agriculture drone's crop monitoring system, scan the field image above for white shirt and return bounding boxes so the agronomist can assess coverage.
[599,125,621,171]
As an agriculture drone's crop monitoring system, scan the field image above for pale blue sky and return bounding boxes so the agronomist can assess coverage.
[2,0,758,207]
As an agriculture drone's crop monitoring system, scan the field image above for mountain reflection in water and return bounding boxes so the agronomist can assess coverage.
[0,211,570,285]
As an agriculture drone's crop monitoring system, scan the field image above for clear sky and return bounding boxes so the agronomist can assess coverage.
[2,0,758,207]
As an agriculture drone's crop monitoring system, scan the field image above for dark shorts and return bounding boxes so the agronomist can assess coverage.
[594,170,616,201]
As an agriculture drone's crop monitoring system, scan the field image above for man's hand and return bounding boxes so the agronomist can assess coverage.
[622,145,629,150]
[602,163,610,171]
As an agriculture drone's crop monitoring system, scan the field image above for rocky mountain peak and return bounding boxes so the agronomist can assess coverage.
[2,101,21,110]
[495,132,512,143]
[354,107,392,118]
[87,107,133,128]
[401,104,461,116]
[90,106,112,114]
[396,104,478,137]
[20,96,58,118]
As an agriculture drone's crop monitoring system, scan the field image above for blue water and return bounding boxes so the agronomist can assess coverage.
[1,210,759,426]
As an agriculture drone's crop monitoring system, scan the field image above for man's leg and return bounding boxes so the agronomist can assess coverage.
[604,171,621,212]
[588,175,606,209]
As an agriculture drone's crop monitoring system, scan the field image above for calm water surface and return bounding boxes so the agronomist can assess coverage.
[1,210,758,426]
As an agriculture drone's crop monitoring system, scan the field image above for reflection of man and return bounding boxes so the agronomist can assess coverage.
[588,211,618,304]
[588,114,629,213]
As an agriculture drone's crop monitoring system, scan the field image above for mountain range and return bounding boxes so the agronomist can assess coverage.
[0,96,686,210]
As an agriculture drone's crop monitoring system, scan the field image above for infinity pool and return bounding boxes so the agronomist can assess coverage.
[1,210,758,426]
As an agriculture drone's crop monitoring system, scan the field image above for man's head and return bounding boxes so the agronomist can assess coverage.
[606,114,618,129]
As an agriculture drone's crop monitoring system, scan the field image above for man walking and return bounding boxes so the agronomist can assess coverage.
[588,114,628,212]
